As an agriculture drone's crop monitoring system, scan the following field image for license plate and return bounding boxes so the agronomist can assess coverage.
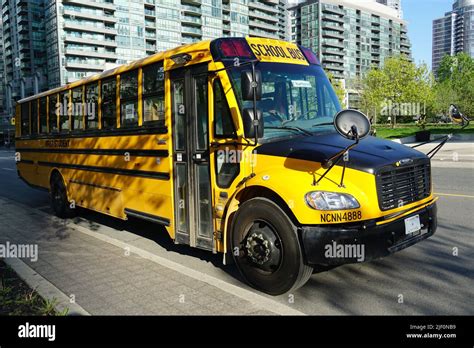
[405,215,421,235]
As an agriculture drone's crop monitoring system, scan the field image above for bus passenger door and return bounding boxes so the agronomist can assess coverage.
[170,65,214,251]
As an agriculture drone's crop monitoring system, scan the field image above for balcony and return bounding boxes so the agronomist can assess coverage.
[323,55,344,64]
[181,4,201,15]
[65,61,106,71]
[181,26,202,36]
[63,21,117,35]
[63,9,117,23]
[64,0,115,11]
[322,14,344,24]
[248,1,279,15]
[322,23,344,32]
[322,6,344,16]
[181,15,201,25]
[65,48,117,60]
[64,35,117,47]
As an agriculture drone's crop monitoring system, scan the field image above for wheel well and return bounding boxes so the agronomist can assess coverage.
[235,186,301,227]
[49,169,62,188]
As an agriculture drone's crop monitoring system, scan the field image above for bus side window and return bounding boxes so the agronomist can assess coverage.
[39,97,47,134]
[101,78,117,129]
[213,80,236,138]
[21,103,30,136]
[142,62,165,126]
[59,91,70,133]
[85,83,99,130]
[49,94,58,133]
[213,80,239,188]
[71,87,84,131]
[120,70,139,128]
[31,100,38,135]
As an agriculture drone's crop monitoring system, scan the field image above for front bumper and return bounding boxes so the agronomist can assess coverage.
[300,202,437,266]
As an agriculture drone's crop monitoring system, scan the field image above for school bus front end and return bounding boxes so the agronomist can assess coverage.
[209,38,438,295]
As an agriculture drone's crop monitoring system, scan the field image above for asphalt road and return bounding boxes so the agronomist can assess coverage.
[0,148,472,315]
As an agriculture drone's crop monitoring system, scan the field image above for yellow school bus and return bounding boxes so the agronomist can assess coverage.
[15,37,438,295]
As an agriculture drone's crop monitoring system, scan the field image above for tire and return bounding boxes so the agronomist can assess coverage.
[50,173,76,218]
[230,197,313,295]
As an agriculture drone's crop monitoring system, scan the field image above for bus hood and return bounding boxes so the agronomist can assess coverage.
[256,132,428,174]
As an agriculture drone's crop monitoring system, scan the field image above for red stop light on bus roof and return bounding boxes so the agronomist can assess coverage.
[219,39,254,58]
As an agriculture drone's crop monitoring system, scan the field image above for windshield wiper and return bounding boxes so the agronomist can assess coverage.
[312,122,334,127]
[267,126,313,136]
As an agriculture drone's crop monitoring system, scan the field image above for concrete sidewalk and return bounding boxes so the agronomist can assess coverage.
[0,197,292,316]
[406,141,474,168]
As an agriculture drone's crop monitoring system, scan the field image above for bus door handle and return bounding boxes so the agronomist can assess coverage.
[192,153,207,164]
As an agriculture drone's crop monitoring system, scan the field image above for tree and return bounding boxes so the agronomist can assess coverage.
[361,56,435,125]
[435,53,474,118]
[326,72,347,108]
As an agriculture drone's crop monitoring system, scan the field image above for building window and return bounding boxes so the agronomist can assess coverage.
[142,62,165,126]
[85,82,99,130]
[101,77,117,129]
[120,70,139,127]
[39,97,47,134]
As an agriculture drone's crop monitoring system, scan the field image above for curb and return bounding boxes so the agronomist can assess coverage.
[3,258,90,316]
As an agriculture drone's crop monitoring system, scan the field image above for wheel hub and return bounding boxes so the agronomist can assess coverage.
[244,222,282,272]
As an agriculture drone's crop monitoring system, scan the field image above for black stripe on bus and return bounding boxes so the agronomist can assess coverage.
[19,159,35,164]
[15,125,168,141]
[124,208,171,227]
[37,161,170,181]
[16,148,169,158]
[69,179,122,192]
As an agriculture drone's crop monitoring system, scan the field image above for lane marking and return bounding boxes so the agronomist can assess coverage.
[4,258,90,316]
[1,168,14,171]
[435,193,474,198]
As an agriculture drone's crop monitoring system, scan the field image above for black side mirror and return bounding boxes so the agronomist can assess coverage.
[334,109,371,141]
[241,70,262,101]
[449,104,463,123]
[242,108,264,139]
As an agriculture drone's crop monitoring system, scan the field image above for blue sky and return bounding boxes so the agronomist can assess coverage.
[403,0,453,69]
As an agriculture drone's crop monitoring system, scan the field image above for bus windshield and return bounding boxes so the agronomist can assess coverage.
[229,63,342,141]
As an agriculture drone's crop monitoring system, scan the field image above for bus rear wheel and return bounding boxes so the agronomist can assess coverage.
[50,173,76,219]
[230,198,313,296]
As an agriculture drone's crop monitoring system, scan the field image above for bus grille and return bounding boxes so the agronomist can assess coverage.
[376,159,431,211]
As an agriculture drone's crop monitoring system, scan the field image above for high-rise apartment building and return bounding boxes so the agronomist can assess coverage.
[0,17,5,118]
[432,0,474,74]
[1,0,48,112]
[42,0,288,88]
[289,0,411,106]
[376,0,402,19]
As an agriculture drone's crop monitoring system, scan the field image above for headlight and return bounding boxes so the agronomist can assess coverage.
[305,191,360,211]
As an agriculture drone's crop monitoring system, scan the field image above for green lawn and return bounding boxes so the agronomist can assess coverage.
[0,260,67,315]
[374,123,474,139]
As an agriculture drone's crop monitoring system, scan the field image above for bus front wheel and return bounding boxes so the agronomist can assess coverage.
[50,173,76,219]
[230,198,313,295]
